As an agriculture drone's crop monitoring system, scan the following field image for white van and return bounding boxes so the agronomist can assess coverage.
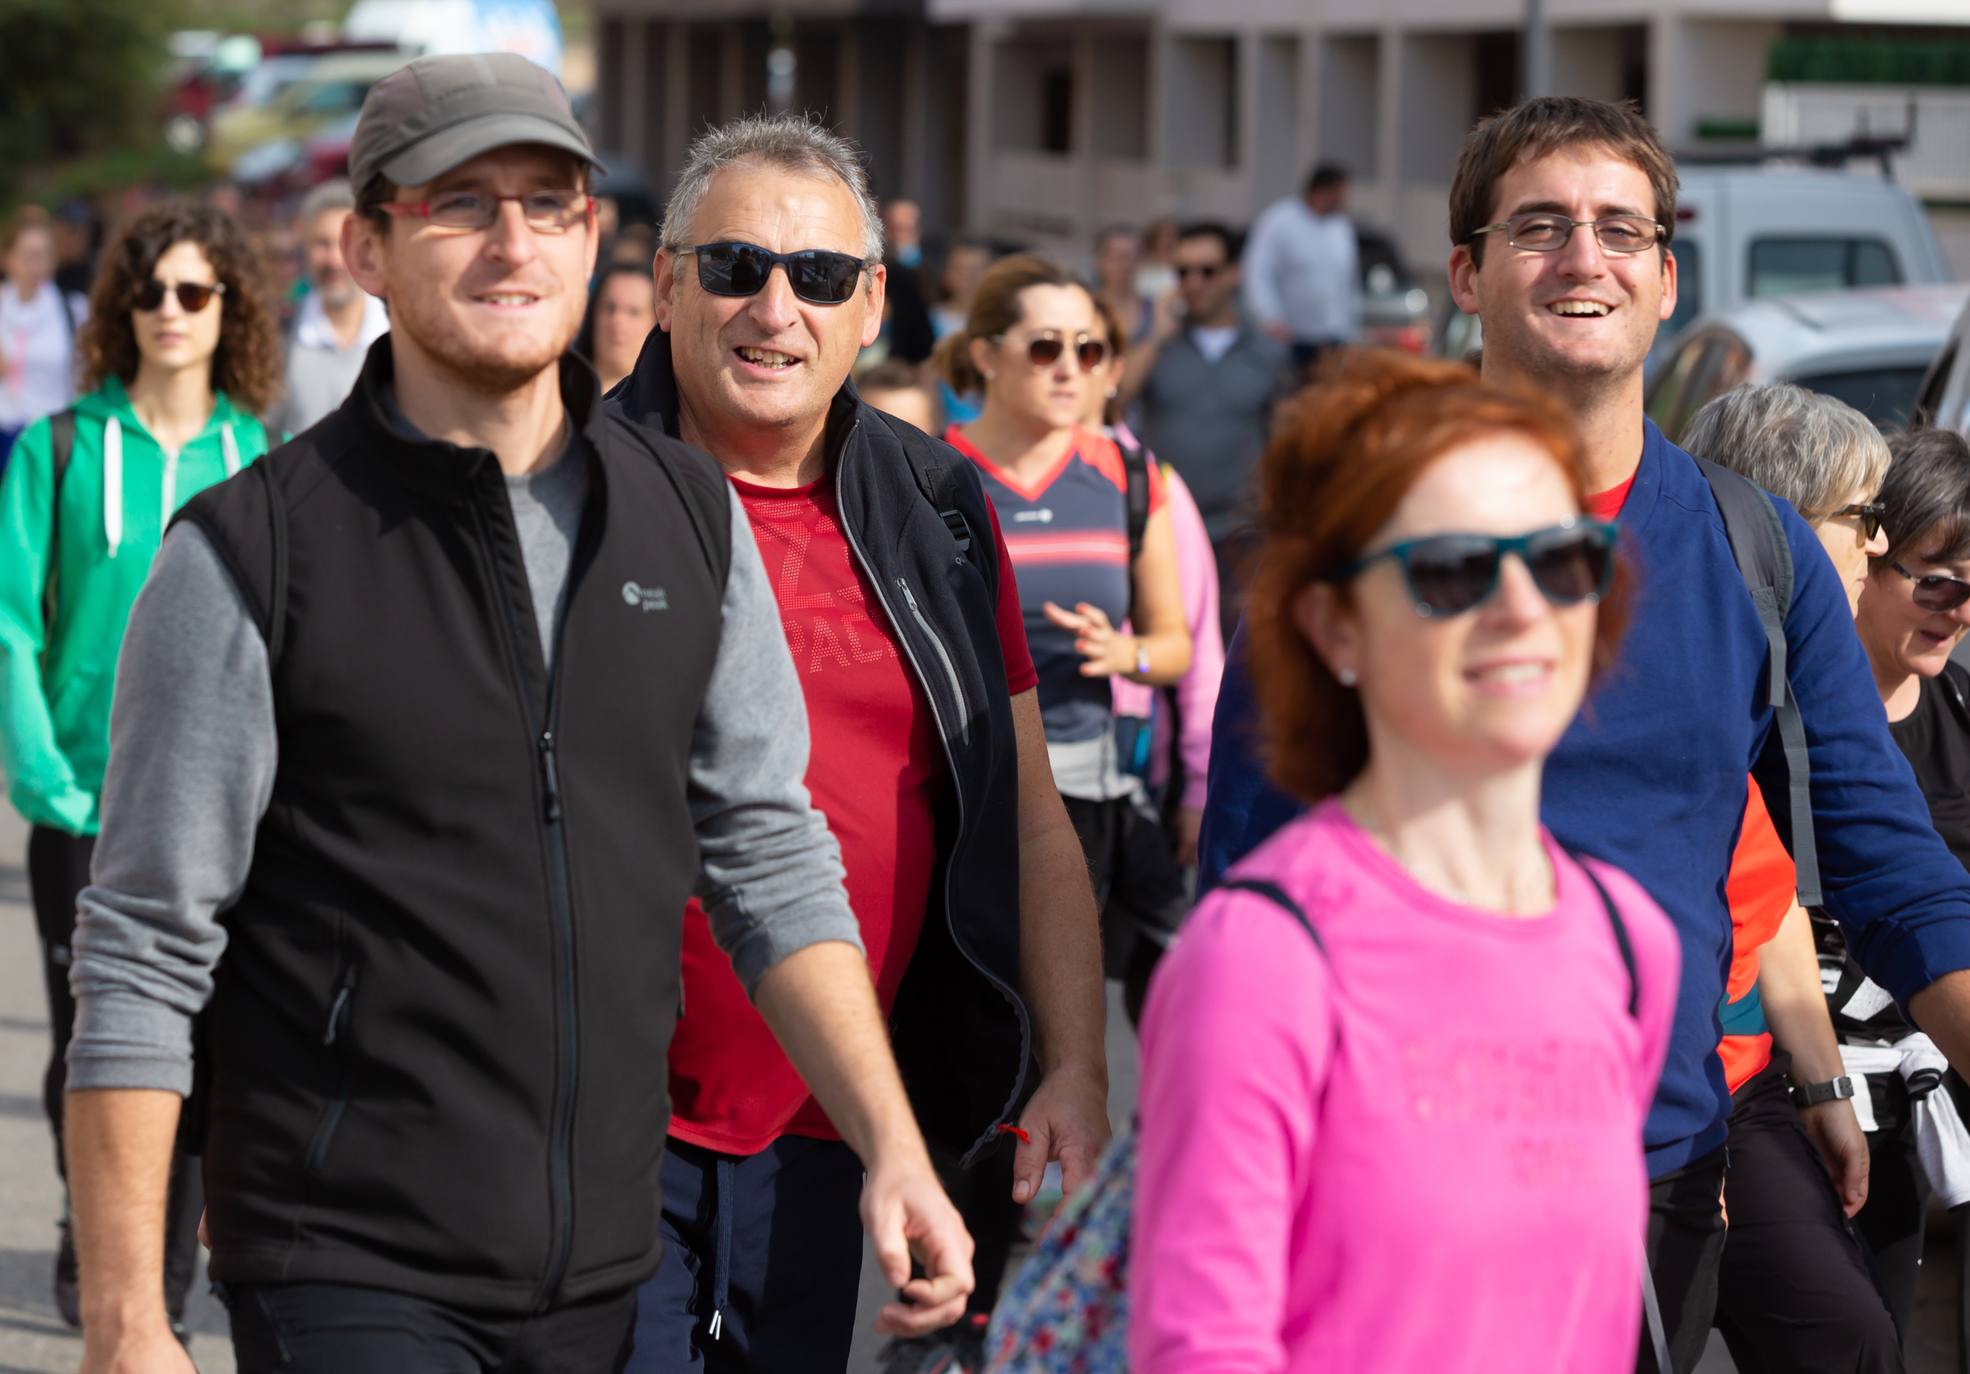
[1440,161,1953,370]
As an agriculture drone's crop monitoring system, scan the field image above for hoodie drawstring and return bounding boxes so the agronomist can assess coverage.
[707,1155,735,1340]
[102,417,122,558]
[220,422,240,478]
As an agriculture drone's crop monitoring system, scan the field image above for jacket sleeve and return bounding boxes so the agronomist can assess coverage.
[68,524,278,1094]
[1754,502,1970,1006]
[0,416,93,831]
[690,483,864,995]
[1196,621,1306,895]
[1163,468,1223,811]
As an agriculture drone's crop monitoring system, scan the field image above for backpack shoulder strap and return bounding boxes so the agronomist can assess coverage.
[1570,854,1639,1021]
[1217,877,1328,958]
[891,413,1001,602]
[47,408,76,493]
[1116,432,1150,562]
[1693,456,1820,906]
[41,409,78,625]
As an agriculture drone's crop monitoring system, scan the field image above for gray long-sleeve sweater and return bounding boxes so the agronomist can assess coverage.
[67,471,862,1096]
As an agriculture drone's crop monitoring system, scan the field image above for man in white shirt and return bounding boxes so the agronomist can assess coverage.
[271,180,390,435]
[1242,164,1359,374]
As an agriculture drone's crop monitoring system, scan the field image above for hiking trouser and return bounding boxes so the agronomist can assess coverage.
[1713,1053,1902,1373]
[29,824,203,1317]
[220,1281,636,1373]
[1637,1144,1729,1374]
[1853,1124,1927,1337]
[627,1135,864,1373]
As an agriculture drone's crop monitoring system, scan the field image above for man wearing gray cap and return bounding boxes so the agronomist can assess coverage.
[62,53,974,1374]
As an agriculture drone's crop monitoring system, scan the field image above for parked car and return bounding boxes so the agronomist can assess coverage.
[1438,159,1953,374]
[1645,283,1970,445]
[1914,294,1970,437]
[206,50,409,176]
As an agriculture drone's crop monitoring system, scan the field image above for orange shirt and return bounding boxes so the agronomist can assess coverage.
[1718,779,1798,1092]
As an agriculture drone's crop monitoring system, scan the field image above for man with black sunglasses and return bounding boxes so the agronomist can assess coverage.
[609,114,1108,1373]
[1197,95,1970,1374]
[63,57,973,1374]
[1126,220,1297,635]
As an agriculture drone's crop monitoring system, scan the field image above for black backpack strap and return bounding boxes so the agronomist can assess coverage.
[911,435,975,555]
[41,409,77,625]
[1694,456,1820,907]
[890,414,1000,604]
[1217,877,1328,958]
[1117,433,1150,563]
[1571,855,1639,1021]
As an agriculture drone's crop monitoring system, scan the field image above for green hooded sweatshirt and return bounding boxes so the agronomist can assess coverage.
[0,377,272,834]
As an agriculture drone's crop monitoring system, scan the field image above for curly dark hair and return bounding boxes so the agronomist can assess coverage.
[79,199,283,416]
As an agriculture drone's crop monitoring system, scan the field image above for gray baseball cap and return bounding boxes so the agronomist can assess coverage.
[349,52,603,196]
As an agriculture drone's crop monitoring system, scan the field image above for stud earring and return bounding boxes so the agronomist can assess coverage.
[1337,667,1358,687]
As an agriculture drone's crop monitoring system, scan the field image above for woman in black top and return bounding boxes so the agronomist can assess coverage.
[1829,425,1970,1330]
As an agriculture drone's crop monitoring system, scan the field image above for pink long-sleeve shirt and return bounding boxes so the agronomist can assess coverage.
[1130,800,1679,1374]
[1111,459,1223,810]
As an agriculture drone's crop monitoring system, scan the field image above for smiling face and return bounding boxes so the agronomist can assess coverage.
[971,282,1099,435]
[1305,430,1598,780]
[344,145,596,395]
[132,240,225,375]
[1858,525,1970,682]
[655,160,883,451]
[1449,145,1675,393]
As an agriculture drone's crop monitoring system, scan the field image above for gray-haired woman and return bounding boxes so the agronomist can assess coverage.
[1681,382,1902,1372]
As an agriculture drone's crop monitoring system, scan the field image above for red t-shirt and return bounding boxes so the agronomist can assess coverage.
[1586,473,1637,522]
[1718,780,1796,1092]
[667,473,1037,1153]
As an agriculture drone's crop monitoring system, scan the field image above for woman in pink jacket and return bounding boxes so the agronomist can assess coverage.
[1130,350,1680,1373]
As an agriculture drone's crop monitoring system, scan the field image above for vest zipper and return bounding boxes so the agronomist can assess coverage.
[894,577,972,749]
[471,497,582,1312]
[836,421,1030,1164]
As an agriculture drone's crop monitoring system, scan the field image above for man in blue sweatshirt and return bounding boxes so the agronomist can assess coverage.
[1198,96,1970,1373]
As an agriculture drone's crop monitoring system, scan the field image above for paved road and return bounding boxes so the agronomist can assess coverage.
[2,792,1960,1373]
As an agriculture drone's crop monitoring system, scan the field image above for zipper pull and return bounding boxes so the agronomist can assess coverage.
[323,970,357,1046]
[539,731,563,823]
[895,577,920,612]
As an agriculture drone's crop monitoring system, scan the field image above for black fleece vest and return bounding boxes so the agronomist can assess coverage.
[609,333,1033,1167]
[177,340,731,1312]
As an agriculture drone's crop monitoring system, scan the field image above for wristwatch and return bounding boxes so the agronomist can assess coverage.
[1134,641,1151,678]
[1790,1075,1857,1108]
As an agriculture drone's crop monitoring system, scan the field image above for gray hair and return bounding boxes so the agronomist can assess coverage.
[1681,382,1890,523]
[1879,428,1970,566]
[661,113,884,262]
[296,178,356,227]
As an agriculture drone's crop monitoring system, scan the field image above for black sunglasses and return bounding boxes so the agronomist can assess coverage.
[1002,330,1108,372]
[682,241,869,305]
[1838,502,1887,541]
[134,279,226,313]
[1890,561,1970,614]
[1329,520,1618,618]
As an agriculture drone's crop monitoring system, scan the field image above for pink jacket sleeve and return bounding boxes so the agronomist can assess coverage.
[1130,889,1330,1374]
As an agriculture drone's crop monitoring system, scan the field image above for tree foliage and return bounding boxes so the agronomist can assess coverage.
[0,0,185,202]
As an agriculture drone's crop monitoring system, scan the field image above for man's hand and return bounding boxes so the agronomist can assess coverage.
[1800,1099,1870,1217]
[1173,806,1203,868]
[79,1317,197,1374]
[864,1152,975,1337]
[1011,1063,1110,1204]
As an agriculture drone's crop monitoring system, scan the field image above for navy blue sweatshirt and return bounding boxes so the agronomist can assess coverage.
[1199,420,1970,1176]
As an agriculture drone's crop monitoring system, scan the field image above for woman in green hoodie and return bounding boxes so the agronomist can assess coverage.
[0,197,280,1334]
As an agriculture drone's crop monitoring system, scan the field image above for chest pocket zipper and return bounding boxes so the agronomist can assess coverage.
[895,577,972,748]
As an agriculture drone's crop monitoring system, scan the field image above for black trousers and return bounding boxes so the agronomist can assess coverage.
[1638,1145,1729,1374]
[1713,1054,1902,1373]
[28,825,203,1318]
[222,1282,636,1373]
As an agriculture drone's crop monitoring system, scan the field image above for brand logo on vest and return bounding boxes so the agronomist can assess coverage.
[1013,508,1055,523]
[622,581,669,612]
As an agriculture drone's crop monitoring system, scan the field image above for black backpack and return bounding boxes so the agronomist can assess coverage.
[1694,458,1820,906]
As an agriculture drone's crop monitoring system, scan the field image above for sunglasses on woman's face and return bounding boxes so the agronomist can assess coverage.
[134,279,225,314]
[1837,502,1887,541]
[681,241,869,305]
[1007,330,1109,372]
[1330,519,1618,618]
[1890,561,1970,614]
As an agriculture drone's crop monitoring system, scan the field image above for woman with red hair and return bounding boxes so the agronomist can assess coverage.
[1129,350,1679,1373]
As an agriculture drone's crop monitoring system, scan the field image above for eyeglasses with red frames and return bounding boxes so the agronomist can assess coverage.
[377,190,595,234]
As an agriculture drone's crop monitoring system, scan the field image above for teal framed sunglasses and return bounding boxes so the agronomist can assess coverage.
[1328,519,1618,618]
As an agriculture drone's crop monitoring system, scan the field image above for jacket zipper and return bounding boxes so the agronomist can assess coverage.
[305,962,361,1175]
[836,420,1031,1164]
[894,577,972,748]
[472,498,582,1312]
